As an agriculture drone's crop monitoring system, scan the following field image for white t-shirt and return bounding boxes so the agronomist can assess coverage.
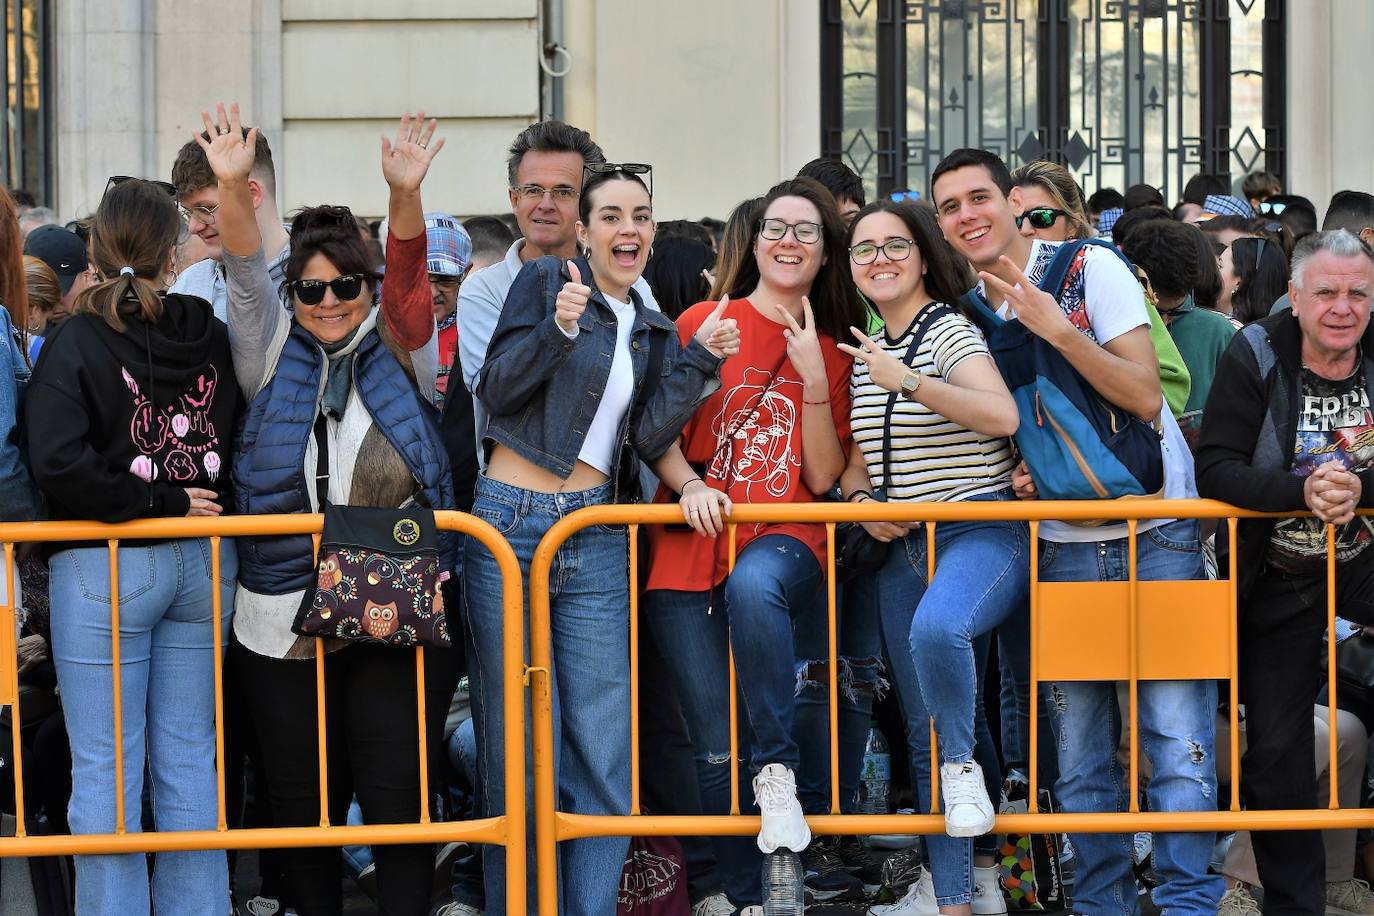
[850,307,1015,502]
[995,239,1195,543]
[576,293,637,474]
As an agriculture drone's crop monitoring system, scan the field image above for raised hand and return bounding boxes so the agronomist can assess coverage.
[555,261,591,334]
[775,297,829,395]
[837,325,908,393]
[381,111,444,193]
[193,102,259,184]
[693,296,740,359]
[980,256,1073,347]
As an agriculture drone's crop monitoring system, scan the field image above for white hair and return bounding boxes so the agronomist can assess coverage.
[1291,228,1374,291]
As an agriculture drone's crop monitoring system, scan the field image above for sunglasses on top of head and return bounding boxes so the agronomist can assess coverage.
[1014,206,1070,230]
[104,175,177,199]
[288,274,366,306]
[583,161,654,198]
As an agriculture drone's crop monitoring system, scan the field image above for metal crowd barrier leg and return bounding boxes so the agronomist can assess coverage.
[2,541,23,833]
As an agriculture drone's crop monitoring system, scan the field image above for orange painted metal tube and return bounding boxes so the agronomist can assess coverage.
[109,540,126,836]
[211,536,227,832]
[1028,520,1040,815]
[629,524,641,817]
[825,522,840,814]
[1227,517,1241,811]
[1127,520,1140,813]
[3,541,23,833]
[1328,525,1339,809]
[416,646,430,825]
[727,524,740,817]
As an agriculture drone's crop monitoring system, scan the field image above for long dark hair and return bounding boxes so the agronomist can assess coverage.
[846,198,977,307]
[285,205,382,295]
[642,236,713,321]
[715,177,866,341]
[0,192,27,346]
[76,180,179,332]
[708,195,764,301]
[1230,236,1289,324]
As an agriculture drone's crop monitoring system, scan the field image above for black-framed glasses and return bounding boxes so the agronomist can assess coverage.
[428,273,462,289]
[849,237,914,265]
[289,274,366,306]
[1257,200,1287,216]
[179,202,220,226]
[583,161,654,198]
[105,176,177,199]
[1014,206,1070,230]
[759,218,822,244]
[511,184,579,202]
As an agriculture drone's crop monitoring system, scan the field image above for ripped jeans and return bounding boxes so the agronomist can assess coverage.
[644,533,829,906]
[1039,519,1223,916]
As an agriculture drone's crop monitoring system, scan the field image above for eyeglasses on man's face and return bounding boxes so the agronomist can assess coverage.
[179,202,220,226]
[759,218,823,245]
[511,184,578,203]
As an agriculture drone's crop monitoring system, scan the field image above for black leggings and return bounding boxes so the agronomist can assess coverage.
[230,641,457,916]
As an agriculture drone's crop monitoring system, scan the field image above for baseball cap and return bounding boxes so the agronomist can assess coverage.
[24,224,88,294]
[1201,194,1254,219]
[424,212,472,277]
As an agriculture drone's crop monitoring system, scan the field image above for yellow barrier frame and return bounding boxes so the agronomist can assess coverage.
[528,498,1372,916]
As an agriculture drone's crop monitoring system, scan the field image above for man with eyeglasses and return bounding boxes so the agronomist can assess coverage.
[456,119,662,466]
[169,125,289,321]
[423,211,472,408]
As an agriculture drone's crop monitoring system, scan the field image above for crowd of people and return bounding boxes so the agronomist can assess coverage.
[1,101,1373,916]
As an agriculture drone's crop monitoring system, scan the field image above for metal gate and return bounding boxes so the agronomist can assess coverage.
[820,0,1285,203]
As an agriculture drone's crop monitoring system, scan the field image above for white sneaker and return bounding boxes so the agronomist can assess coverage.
[869,867,939,915]
[690,892,734,916]
[1217,882,1261,915]
[940,760,996,837]
[973,864,1009,915]
[752,763,810,853]
[433,903,483,916]
[1327,877,1374,915]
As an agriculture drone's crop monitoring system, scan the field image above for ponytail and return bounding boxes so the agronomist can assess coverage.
[77,179,180,332]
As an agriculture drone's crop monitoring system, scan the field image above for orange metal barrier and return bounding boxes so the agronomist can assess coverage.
[527,499,1374,916]
[0,512,527,913]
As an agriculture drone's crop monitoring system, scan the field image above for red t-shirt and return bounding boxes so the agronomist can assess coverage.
[645,297,853,593]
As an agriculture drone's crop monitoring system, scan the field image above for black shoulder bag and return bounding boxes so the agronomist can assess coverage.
[835,304,956,583]
[291,415,450,648]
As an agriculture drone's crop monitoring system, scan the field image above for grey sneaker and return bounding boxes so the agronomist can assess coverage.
[690,892,733,916]
[1327,877,1374,915]
[1217,882,1261,915]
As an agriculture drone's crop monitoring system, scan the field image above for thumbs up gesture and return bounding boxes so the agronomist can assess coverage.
[693,296,740,359]
[555,261,591,334]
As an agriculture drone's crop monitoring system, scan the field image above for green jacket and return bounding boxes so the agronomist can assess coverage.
[1161,295,1237,445]
[1146,298,1192,418]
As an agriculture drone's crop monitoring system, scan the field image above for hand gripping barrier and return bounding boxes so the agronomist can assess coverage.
[527,498,1374,916]
[0,512,528,914]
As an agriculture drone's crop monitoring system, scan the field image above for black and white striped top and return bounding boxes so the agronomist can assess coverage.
[849,308,1015,503]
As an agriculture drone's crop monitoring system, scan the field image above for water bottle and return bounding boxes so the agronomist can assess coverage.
[857,721,891,815]
[762,849,804,915]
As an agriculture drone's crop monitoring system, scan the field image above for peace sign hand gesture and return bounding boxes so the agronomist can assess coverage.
[979,256,1073,348]
[837,325,908,393]
[381,111,445,193]
[194,102,258,184]
[774,297,828,394]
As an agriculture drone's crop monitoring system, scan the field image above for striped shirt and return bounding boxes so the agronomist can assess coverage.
[850,307,1015,503]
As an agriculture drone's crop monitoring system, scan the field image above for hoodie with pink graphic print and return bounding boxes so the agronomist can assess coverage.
[26,293,240,522]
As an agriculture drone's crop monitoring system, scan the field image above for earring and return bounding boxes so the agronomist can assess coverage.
[580,245,590,259]
[649,245,655,260]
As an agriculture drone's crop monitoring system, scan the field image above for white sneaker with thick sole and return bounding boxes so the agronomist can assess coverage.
[752,763,811,853]
[973,864,1008,915]
[868,866,939,915]
[940,760,996,837]
[1327,877,1374,915]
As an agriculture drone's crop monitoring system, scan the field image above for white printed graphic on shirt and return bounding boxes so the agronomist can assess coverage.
[706,366,800,500]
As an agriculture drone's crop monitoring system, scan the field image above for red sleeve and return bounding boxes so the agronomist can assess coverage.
[822,334,853,450]
[381,229,434,350]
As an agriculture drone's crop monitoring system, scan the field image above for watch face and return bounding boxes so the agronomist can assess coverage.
[901,371,919,392]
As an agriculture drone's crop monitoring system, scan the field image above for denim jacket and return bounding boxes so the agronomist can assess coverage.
[0,305,40,520]
[477,255,722,495]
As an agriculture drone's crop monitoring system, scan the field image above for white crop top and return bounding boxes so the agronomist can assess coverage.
[576,293,637,474]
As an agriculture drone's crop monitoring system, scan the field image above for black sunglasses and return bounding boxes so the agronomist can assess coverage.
[584,161,653,198]
[289,274,366,306]
[105,175,177,198]
[1014,206,1070,230]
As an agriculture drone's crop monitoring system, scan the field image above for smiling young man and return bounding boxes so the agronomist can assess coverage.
[170,126,289,320]
[456,120,663,464]
[930,148,1222,916]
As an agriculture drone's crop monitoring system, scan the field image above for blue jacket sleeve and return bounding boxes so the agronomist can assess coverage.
[630,334,723,463]
[475,258,579,417]
[0,309,41,520]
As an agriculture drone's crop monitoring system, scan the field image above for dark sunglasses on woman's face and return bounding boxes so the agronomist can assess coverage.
[289,274,365,306]
[104,175,177,198]
[1014,206,1070,230]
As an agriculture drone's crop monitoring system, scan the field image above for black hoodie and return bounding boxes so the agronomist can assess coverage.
[27,294,240,523]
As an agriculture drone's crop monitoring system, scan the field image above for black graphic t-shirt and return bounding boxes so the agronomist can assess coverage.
[1268,363,1374,572]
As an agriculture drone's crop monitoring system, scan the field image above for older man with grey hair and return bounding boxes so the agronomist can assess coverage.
[1197,229,1374,915]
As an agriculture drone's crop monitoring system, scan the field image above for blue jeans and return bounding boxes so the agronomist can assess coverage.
[1039,519,1223,916]
[644,533,825,906]
[876,497,1028,907]
[49,538,236,916]
[463,475,630,916]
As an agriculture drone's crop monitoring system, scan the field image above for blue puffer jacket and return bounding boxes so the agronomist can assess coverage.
[233,322,456,595]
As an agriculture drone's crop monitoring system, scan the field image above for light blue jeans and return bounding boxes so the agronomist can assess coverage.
[876,492,1029,907]
[1038,519,1223,916]
[463,475,630,916]
[49,538,236,916]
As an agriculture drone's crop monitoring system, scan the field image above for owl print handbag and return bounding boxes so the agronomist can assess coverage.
[291,416,450,648]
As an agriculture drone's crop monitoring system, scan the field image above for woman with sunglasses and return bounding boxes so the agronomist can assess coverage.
[834,199,1023,916]
[26,177,240,915]
[643,176,866,908]
[467,161,737,915]
[194,102,456,916]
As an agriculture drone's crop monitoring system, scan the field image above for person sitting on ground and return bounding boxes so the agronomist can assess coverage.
[1197,229,1374,916]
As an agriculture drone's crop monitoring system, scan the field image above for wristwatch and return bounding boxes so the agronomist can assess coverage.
[899,369,924,399]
